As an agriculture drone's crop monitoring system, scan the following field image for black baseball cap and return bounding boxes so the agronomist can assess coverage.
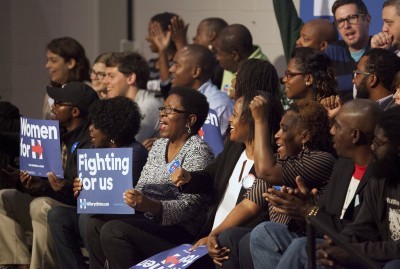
[47,82,99,114]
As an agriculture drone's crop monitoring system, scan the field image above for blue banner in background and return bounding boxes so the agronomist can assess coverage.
[300,0,384,35]
[199,108,224,156]
[77,148,134,214]
[19,117,63,178]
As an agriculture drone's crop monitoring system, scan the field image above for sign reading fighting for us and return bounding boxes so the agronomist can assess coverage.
[77,148,134,214]
[19,117,63,178]
[130,244,208,269]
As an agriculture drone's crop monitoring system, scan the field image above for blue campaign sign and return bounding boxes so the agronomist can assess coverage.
[199,109,224,156]
[300,0,384,36]
[19,117,63,178]
[77,148,135,214]
[131,244,208,269]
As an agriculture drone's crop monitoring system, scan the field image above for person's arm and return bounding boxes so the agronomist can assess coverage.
[170,16,188,50]
[250,95,283,185]
[273,0,304,63]
[207,198,262,265]
[150,21,172,84]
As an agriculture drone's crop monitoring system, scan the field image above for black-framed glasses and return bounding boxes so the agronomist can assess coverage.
[158,106,187,115]
[284,70,305,82]
[353,70,372,77]
[334,14,367,29]
[90,69,106,80]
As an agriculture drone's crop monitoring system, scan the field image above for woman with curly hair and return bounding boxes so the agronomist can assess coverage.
[283,47,337,102]
[47,96,148,269]
[177,99,335,269]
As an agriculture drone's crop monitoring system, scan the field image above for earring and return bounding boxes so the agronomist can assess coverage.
[110,139,115,144]
[302,142,308,152]
[208,44,213,51]
[186,123,191,134]
[306,82,311,86]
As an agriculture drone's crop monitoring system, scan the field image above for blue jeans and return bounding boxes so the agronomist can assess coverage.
[47,206,88,269]
[250,221,301,269]
[384,260,400,269]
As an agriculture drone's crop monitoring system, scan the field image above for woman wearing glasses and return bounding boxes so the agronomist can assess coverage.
[170,90,282,268]
[90,52,112,99]
[82,87,214,269]
[283,47,337,102]
[176,99,335,269]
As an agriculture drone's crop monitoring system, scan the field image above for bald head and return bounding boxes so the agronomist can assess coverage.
[332,99,382,160]
[339,99,382,137]
[308,19,338,44]
[217,24,253,57]
[296,19,338,51]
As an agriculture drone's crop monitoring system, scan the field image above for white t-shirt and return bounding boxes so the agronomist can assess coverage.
[212,150,254,230]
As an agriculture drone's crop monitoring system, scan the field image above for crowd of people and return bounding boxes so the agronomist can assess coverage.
[1,0,400,268]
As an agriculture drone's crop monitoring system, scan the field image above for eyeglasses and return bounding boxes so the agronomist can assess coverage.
[372,137,390,148]
[158,106,187,115]
[353,70,372,77]
[334,14,367,29]
[284,70,305,82]
[90,69,106,80]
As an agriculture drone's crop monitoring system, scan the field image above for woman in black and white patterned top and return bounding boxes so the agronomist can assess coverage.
[84,87,215,269]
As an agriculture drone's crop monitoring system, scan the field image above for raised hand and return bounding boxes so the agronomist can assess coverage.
[371,32,393,49]
[249,95,269,122]
[320,95,342,119]
[170,16,188,50]
[150,21,172,53]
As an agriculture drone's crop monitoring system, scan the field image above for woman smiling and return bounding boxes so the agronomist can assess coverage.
[84,87,214,269]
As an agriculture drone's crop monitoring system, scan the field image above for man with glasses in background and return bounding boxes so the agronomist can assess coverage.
[325,0,372,103]
[353,48,400,110]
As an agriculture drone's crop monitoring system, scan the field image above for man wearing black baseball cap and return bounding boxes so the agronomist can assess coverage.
[0,82,98,269]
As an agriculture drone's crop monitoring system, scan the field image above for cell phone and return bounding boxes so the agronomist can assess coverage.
[273,185,282,191]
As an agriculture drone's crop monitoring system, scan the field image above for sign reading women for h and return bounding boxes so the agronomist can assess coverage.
[77,148,134,214]
[19,117,63,178]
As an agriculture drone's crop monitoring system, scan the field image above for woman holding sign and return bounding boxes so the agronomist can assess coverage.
[47,96,148,269]
[83,87,214,269]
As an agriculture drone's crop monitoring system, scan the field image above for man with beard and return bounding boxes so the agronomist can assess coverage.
[353,48,400,110]
[317,105,400,269]
[249,99,382,269]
